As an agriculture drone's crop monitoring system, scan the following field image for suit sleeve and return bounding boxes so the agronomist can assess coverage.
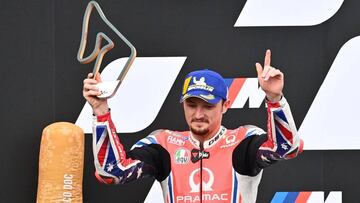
[92,111,170,184]
[258,96,303,165]
[233,96,303,176]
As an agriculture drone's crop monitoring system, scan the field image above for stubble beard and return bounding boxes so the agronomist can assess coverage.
[190,119,209,136]
[190,126,209,136]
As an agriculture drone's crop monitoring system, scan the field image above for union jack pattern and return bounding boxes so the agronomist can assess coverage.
[90,96,302,203]
[258,97,303,162]
[92,113,154,184]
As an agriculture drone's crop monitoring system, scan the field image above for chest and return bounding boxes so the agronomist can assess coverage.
[167,138,239,196]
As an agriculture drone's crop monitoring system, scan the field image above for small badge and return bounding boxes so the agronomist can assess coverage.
[175,148,191,164]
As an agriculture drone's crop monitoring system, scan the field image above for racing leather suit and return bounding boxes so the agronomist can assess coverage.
[92,97,303,203]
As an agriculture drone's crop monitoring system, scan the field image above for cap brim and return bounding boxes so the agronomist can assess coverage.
[180,90,222,105]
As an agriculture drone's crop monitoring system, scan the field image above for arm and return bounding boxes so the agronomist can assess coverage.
[93,112,149,184]
[255,50,303,165]
[233,50,303,176]
[93,112,170,184]
[257,97,303,166]
[83,73,170,184]
[232,97,302,176]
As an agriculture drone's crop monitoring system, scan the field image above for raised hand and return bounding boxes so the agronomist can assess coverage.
[83,73,109,115]
[255,50,284,102]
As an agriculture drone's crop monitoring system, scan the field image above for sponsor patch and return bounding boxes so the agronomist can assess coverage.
[167,135,186,146]
[175,148,190,164]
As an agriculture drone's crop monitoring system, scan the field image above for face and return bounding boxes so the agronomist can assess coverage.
[183,97,230,140]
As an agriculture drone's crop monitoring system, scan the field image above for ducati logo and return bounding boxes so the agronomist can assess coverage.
[189,168,214,193]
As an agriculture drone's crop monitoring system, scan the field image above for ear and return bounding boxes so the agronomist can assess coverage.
[222,99,231,114]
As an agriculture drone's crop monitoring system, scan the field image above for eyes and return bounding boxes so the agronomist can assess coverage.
[186,102,215,109]
[204,104,215,109]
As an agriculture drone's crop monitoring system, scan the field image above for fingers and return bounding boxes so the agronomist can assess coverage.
[83,77,98,87]
[84,72,102,86]
[87,72,94,79]
[83,85,100,97]
[263,67,283,81]
[264,49,271,67]
[83,82,98,92]
[95,72,102,82]
[256,49,272,79]
[83,73,100,97]
[270,69,283,78]
[257,50,283,81]
[255,63,263,76]
[87,72,102,82]
[83,89,101,98]
[261,66,272,78]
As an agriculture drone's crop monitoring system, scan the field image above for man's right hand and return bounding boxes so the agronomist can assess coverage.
[83,73,109,116]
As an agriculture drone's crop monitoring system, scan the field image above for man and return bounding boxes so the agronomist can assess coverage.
[83,50,303,203]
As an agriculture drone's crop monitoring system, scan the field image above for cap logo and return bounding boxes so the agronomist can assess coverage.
[193,77,206,86]
[188,77,214,92]
[180,69,228,104]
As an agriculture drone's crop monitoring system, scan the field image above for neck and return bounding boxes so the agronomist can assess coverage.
[190,126,226,149]
[191,124,222,143]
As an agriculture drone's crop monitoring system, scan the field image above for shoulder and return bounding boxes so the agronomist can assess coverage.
[131,129,189,149]
[225,125,266,140]
[242,125,266,138]
[130,130,164,150]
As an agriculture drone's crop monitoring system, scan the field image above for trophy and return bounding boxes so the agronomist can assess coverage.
[77,1,137,98]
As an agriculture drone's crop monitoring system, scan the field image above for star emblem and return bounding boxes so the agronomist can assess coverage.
[137,167,143,179]
[107,163,114,172]
[281,143,288,150]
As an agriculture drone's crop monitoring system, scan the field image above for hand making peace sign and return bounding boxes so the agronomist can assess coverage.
[255,50,284,102]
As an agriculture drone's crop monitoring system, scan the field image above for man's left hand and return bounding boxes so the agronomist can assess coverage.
[255,49,284,102]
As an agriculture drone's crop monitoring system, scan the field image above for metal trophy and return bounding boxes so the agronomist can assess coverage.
[77,1,137,98]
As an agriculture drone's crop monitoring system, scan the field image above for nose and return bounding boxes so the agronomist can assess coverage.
[194,106,205,119]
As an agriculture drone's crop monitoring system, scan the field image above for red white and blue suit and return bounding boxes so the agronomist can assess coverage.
[92,96,303,203]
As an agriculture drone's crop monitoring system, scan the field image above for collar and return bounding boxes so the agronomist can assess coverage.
[189,126,227,149]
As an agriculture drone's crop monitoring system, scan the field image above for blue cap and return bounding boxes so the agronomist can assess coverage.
[180,69,228,104]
